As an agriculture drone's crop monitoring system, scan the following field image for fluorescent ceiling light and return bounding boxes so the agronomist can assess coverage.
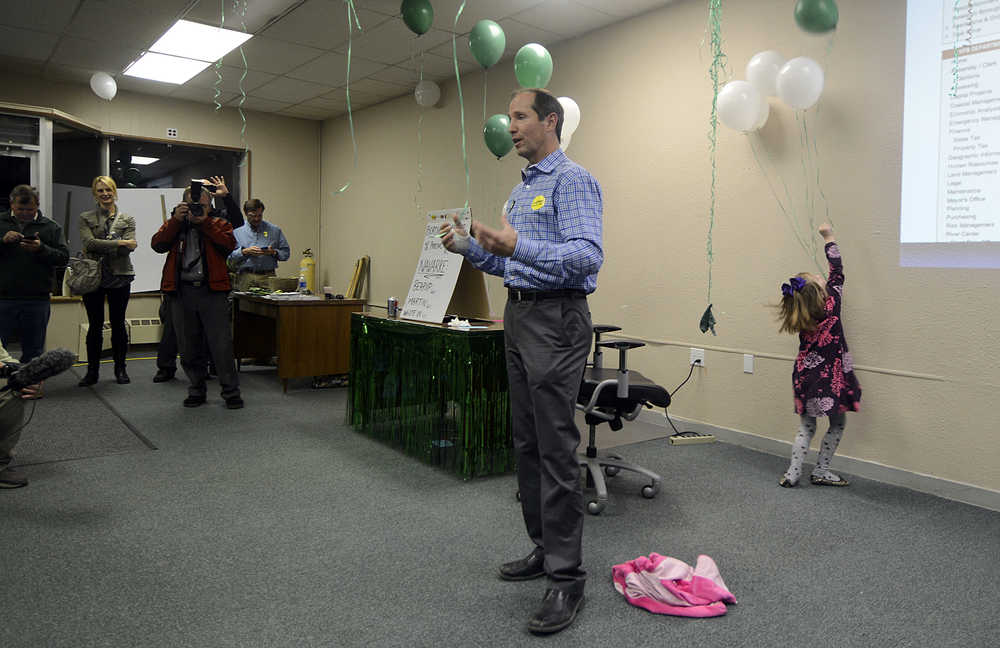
[123,52,211,84]
[150,19,253,63]
[130,156,160,165]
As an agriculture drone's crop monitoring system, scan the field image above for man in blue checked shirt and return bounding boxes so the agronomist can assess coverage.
[441,88,602,636]
[229,199,291,291]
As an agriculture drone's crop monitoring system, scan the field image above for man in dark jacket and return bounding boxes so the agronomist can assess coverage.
[152,184,243,409]
[0,185,70,363]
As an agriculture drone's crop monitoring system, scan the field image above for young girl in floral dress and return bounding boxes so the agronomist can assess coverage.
[776,224,861,487]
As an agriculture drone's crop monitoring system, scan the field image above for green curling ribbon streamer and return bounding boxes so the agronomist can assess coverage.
[704,0,725,316]
[452,1,470,209]
[235,0,248,159]
[213,0,225,112]
[334,0,363,195]
[415,52,425,218]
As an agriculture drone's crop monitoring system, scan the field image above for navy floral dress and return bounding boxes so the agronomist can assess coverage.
[792,242,862,417]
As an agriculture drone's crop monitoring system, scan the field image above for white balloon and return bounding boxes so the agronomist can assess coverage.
[557,96,581,138]
[775,56,824,110]
[414,80,440,107]
[745,50,785,97]
[716,80,762,132]
[560,133,572,151]
[752,95,770,131]
[89,72,117,101]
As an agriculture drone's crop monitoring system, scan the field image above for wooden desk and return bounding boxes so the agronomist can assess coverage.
[348,312,514,479]
[233,294,366,391]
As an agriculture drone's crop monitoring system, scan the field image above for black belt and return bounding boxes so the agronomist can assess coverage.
[181,280,206,287]
[507,288,587,302]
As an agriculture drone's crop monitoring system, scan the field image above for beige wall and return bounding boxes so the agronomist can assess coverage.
[0,71,321,284]
[318,0,1000,495]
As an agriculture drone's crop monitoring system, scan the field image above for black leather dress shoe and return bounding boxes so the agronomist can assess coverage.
[183,395,206,408]
[114,367,131,384]
[527,587,585,635]
[153,369,175,383]
[77,371,98,387]
[498,547,545,581]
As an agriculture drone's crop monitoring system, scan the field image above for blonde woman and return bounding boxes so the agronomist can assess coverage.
[77,176,137,386]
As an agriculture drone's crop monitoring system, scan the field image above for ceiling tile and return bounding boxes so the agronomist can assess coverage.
[425,0,549,34]
[116,75,178,97]
[220,36,325,75]
[184,0,304,33]
[277,105,333,120]
[0,26,60,62]
[169,84,237,105]
[49,37,143,72]
[348,78,410,100]
[286,51,386,85]
[186,65,276,93]
[510,0,620,37]
[249,75,330,103]
[573,0,674,18]
[397,52,458,78]
[333,21,452,65]
[67,0,192,50]
[42,63,93,84]
[259,0,388,50]
[226,95,293,112]
[367,65,420,87]
[494,17,562,55]
[0,0,82,34]
[429,39,479,65]
[316,87,381,106]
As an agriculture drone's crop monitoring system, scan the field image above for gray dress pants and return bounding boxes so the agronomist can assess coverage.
[504,294,592,593]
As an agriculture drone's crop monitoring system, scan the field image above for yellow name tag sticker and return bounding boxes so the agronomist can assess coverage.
[531,195,546,210]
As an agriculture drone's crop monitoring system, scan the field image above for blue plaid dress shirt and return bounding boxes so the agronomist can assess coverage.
[465,149,603,292]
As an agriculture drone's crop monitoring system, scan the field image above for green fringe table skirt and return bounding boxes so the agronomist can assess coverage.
[348,313,514,479]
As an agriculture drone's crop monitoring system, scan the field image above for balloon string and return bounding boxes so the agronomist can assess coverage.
[334,0,363,196]
[415,53,425,218]
[235,0,248,159]
[705,0,726,306]
[483,70,488,123]
[452,1,470,209]
[213,0,225,112]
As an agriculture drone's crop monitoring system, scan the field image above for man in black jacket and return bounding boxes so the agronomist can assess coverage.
[0,185,70,363]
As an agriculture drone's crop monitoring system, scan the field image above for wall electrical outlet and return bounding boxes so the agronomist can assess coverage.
[689,347,705,366]
[166,127,178,138]
[744,354,754,374]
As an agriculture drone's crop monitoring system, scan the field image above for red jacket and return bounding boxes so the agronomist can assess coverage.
[151,214,236,292]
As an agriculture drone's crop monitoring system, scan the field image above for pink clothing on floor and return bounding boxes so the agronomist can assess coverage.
[612,553,737,617]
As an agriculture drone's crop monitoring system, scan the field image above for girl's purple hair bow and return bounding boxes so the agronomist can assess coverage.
[781,276,806,297]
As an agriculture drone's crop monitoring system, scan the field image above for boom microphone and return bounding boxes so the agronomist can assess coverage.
[7,348,77,391]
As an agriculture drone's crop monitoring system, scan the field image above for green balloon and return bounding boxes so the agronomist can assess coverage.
[514,43,553,88]
[401,0,433,36]
[483,114,513,159]
[469,20,505,69]
[794,0,838,33]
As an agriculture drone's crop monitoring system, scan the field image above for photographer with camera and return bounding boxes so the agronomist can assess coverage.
[154,176,240,382]
[151,181,243,409]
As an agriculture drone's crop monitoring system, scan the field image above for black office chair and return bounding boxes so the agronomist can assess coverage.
[577,325,671,514]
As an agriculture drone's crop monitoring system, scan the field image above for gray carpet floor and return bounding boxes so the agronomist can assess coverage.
[1,354,997,648]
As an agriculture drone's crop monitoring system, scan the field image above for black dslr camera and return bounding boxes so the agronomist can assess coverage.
[187,180,217,218]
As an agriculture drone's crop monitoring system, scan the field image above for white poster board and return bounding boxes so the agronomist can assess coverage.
[401,208,472,323]
[54,184,185,293]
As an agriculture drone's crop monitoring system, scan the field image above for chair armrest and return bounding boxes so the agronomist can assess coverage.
[596,339,645,351]
[593,324,622,335]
